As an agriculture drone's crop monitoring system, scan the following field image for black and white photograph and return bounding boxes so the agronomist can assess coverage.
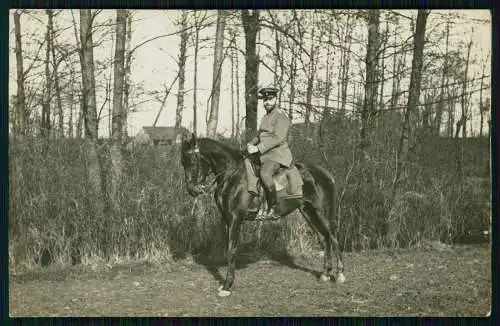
[8,9,491,316]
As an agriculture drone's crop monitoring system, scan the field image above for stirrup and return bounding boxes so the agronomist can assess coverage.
[255,206,281,221]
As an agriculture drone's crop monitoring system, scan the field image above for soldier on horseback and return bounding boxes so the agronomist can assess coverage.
[246,86,294,217]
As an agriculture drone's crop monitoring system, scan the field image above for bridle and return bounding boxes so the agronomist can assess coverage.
[183,143,254,195]
[184,145,211,194]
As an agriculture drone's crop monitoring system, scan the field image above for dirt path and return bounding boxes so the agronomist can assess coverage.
[9,244,491,317]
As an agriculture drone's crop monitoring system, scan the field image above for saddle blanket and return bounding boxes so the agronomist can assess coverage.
[244,158,303,199]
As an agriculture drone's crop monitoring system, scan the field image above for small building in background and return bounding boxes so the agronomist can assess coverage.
[127,126,190,149]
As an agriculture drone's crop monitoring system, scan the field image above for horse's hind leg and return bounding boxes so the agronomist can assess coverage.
[300,203,345,283]
[299,205,333,282]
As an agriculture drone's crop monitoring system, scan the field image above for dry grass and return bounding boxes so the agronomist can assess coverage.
[8,131,490,272]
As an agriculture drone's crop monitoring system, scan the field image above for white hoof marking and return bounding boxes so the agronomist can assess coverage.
[217,285,231,297]
[336,272,346,284]
[218,289,232,297]
[320,274,330,282]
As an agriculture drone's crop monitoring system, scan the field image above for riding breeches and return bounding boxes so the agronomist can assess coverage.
[260,161,281,190]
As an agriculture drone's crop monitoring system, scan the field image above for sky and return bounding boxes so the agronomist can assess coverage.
[8,9,491,138]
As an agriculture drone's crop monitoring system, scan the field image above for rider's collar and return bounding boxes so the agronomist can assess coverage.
[265,106,277,114]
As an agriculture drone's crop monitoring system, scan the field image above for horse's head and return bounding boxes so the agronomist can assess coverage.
[180,133,211,197]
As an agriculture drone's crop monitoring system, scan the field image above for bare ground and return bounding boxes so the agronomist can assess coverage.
[9,244,491,317]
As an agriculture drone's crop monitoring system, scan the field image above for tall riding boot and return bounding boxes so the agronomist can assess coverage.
[247,192,261,213]
[266,185,278,214]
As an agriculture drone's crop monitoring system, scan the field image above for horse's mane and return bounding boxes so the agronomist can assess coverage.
[197,138,243,161]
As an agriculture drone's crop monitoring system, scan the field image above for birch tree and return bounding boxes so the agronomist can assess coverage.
[110,9,127,210]
[207,10,228,138]
[175,11,188,141]
[122,11,133,139]
[191,11,206,136]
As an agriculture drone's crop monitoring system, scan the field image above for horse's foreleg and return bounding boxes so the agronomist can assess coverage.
[218,214,243,297]
[331,234,345,283]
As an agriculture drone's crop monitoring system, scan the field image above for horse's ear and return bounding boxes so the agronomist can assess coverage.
[181,131,191,145]
[191,132,198,146]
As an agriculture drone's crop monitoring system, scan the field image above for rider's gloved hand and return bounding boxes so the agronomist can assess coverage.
[246,143,259,154]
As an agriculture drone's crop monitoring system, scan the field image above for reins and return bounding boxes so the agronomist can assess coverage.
[185,146,254,195]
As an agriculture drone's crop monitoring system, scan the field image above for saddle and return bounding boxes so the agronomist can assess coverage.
[244,156,303,220]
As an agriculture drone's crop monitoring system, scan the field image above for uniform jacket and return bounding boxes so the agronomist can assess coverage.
[249,107,293,167]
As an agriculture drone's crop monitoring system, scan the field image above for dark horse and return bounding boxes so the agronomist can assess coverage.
[181,135,345,296]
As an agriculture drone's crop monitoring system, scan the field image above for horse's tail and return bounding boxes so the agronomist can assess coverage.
[306,163,339,233]
[321,165,338,228]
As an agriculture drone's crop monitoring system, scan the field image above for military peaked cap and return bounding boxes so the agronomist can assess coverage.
[258,87,279,99]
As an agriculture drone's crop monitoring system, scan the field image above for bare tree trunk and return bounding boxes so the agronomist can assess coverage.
[80,10,99,139]
[305,16,317,129]
[390,25,406,113]
[110,9,127,212]
[41,11,53,137]
[14,10,26,137]
[340,20,353,116]
[192,12,201,136]
[111,10,126,141]
[77,94,83,138]
[458,33,473,139]
[107,32,114,138]
[393,10,429,195]
[360,10,380,155]
[434,19,450,136]
[479,54,488,137]
[71,10,83,139]
[80,9,105,221]
[153,74,180,128]
[174,11,188,142]
[289,39,297,123]
[207,10,227,138]
[323,23,333,119]
[230,31,236,138]
[68,84,74,138]
[390,54,400,110]
[378,21,389,112]
[47,10,65,138]
[277,35,285,108]
[270,26,285,108]
[446,86,457,138]
[273,29,279,86]
[421,89,435,133]
[241,10,260,141]
[454,32,473,181]
[231,56,235,138]
[122,11,132,139]
[235,38,241,141]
